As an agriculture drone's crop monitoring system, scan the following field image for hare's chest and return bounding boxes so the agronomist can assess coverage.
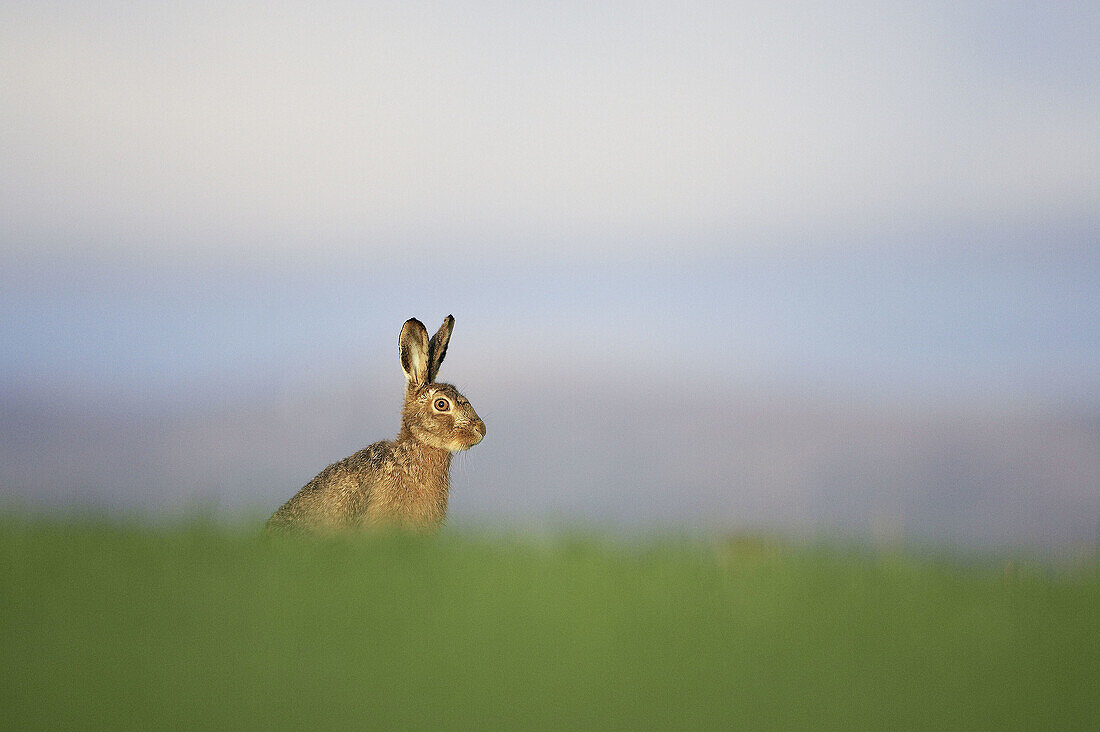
[367,472,450,530]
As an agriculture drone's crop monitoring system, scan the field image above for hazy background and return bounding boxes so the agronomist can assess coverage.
[2,2,1097,550]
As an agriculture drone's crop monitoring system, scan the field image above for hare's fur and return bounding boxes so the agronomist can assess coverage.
[265,316,484,534]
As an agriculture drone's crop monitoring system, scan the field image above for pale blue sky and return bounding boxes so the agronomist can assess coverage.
[2,2,1096,402]
[2,237,1096,410]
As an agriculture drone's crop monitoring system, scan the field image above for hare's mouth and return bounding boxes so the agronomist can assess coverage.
[448,427,484,452]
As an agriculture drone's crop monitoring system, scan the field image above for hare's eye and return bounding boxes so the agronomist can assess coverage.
[434,398,451,412]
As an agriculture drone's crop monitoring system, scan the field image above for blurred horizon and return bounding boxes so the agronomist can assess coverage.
[1,2,1097,549]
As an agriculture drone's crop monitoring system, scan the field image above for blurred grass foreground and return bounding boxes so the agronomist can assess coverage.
[1,518,1097,729]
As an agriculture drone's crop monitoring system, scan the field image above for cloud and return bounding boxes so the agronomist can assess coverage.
[1,2,1096,261]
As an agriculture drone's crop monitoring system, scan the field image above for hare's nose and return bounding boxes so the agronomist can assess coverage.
[472,418,486,437]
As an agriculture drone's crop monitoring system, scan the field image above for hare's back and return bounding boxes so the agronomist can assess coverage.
[266,440,393,532]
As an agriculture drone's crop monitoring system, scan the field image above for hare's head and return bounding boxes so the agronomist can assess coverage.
[399,315,485,452]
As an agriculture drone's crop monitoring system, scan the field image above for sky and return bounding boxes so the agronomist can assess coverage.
[1,1,1096,264]
[1,2,1097,545]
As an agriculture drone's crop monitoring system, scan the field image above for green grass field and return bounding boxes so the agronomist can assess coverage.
[1,517,1096,730]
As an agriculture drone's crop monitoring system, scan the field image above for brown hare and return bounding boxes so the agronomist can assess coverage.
[266,315,485,534]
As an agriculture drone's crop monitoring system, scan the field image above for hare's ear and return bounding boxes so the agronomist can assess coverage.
[399,318,430,388]
[427,315,454,383]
